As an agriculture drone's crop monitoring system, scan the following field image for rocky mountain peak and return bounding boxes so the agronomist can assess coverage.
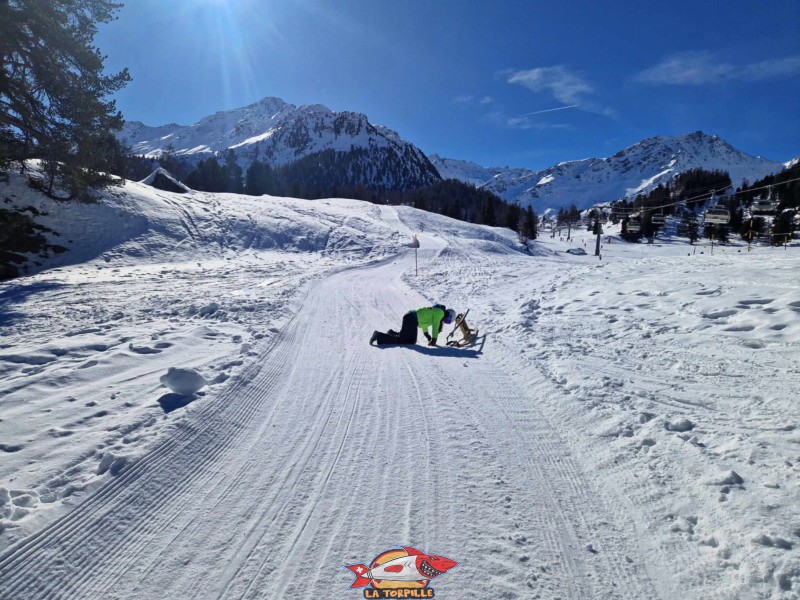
[434,132,785,211]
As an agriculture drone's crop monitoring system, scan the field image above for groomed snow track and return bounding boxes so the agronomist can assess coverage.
[0,214,656,598]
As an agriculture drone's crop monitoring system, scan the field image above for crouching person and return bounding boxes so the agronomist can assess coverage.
[370,304,456,347]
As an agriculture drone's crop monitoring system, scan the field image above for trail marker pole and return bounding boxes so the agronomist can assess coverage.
[711,224,715,255]
[410,234,420,276]
[594,221,602,257]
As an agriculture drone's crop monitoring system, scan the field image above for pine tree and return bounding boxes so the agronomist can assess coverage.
[505,202,521,233]
[158,145,189,181]
[772,210,795,246]
[245,160,274,196]
[123,153,157,181]
[290,180,302,198]
[222,149,243,193]
[1,0,131,199]
[480,195,497,226]
[413,191,428,211]
[681,214,699,243]
[704,223,729,243]
[186,157,228,192]
[561,204,581,239]
[521,205,538,241]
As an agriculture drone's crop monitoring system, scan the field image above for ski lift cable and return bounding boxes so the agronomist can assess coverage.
[619,175,800,216]
[624,174,755,202]
[598,175,800,216]
[613,163,800,201]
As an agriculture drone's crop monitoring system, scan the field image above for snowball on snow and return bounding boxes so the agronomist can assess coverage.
[159,367,206,396]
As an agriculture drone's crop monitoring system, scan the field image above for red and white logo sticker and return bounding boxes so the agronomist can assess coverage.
[345,546,458,598]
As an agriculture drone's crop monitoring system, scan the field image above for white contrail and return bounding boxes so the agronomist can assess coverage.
[518,104,579,116]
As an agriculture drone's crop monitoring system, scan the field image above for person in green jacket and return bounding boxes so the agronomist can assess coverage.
[370,304,456,346]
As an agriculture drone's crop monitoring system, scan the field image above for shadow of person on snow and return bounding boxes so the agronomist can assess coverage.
[375,334,486,358]
[407,345,481,358]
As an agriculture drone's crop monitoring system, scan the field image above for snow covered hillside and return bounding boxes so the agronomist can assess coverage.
[427,154,510,187]
[435,132,786,211]
[1,177,798,599]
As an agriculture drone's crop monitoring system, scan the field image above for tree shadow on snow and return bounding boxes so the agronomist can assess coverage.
[0,280,65,328]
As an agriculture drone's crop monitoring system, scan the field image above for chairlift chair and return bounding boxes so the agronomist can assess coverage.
[752,198,777,214]
[753,186,777,214]
[703,207,730,225]
[626,219,641,233]
[651,213,666,225]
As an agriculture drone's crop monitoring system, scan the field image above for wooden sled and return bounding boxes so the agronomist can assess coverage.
[445,310,479,347]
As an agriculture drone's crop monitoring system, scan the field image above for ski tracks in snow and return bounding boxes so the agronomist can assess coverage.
[0,209,656,599]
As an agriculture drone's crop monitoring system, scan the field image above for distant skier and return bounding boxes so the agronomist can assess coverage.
[370,305,456,347]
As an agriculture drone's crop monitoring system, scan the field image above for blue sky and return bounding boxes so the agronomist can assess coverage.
[97,0,800,170]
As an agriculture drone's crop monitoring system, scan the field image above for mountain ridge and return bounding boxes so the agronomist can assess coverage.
[119,97,439,191]
[432,131,786,211]
[120,97,789,208]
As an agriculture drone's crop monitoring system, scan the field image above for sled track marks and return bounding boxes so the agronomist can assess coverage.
[486,368,657,598]
[227,352,370,599]
[0,305,302,599]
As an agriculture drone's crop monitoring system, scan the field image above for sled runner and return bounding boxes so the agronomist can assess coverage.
[446,310,479,347]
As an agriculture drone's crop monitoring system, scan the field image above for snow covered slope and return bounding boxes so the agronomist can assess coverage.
[119,96,440,190]
[1,175,798,599]
[1,166,403,275]
[437,132,785,211]
[427,154,509,186]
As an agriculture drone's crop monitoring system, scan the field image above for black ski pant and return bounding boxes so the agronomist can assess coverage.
[374,311,418,345]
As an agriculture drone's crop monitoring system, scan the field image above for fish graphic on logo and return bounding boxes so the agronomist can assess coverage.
[345,546,457,597]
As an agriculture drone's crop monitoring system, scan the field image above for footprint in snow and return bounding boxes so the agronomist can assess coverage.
[128,343,162,354]
[48,428,74,438]
[97,452,129,476]
[752,533,793,550]
[702,309,738,320]
[0,488,41,521]
[738,298,774,306]
[723,325,755,332]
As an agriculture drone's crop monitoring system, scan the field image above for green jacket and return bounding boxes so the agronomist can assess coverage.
[416,306,445,339]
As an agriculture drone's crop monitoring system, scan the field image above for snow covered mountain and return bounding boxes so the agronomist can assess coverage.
[434,132,785,211]
[426,155,509,187]
[119,97,440,190]
[122,98,787,206]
